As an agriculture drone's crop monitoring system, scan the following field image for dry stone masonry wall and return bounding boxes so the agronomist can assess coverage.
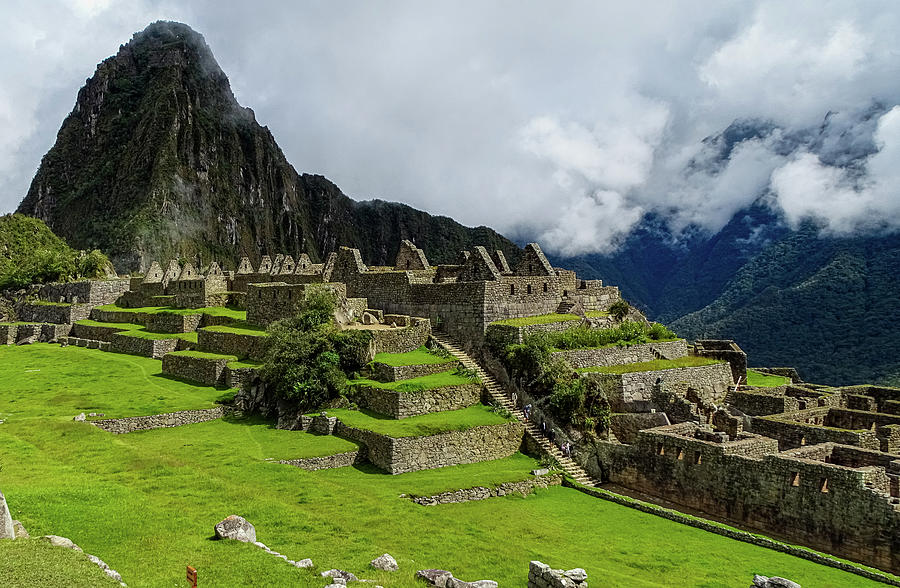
[410,473,562,505]
[90,407,229,433]
[353,382,483,419]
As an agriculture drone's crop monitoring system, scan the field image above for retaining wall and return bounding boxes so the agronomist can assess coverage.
[585,362,733,412]
[109,333,178,359]
[90,406,228,434]
[552,340,688,369]
[353,382,483,419]
[162,353,232,387]
[334,420,524,474]
[368,318,431,354]
[198,329,267,360]
[19,303,92,324]
[371,361,458,382]
[409,473,562,505]
[278,451,364,471]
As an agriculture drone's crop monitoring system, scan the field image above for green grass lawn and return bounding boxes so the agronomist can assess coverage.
[95,304,246,321]
[325,405,512,438]
[117,327,199,343]
[350,370,477,392]
[201,321,268,337]
[491,313,581,327]
[585,310,610,318]
[0,538,121,586]
[372,346,455,367]
[227,359,263,369]
[577,356,724,375]
[747,369,791,387]
[0,345,888,587]
[74,319,140,331]
[0,344,230,418]
[165,349,239,360]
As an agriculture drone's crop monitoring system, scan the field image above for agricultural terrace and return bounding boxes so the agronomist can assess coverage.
[0,344,886,587]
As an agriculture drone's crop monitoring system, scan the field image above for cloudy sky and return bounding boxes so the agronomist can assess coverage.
[2,0,900,254]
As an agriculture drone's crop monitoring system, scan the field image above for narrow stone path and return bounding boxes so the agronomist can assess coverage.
[431,332,600,487]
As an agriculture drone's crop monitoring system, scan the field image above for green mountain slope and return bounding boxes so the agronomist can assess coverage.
[670,225,900,386]
[16,21,517,270]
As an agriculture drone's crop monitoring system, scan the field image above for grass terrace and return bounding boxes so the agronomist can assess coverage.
[325,405,512,438]
[0,344,230,418]
[74,319,139,331]
[165,349,239,361]
[0,345,888,586]
[95,304,246,321]
[227,359,263,370]
[492,313,580,327]
[372,345,455,367]
[74,320,198,342]
[577,356,724,375]
[747,369,791,387]
[27,300,72,306]
[201,320,268,337]
[0,321,52,326]
[350,370,477,393]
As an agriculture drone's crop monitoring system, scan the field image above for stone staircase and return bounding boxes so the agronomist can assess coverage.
[556,299,577,314]
[431,332,600,487]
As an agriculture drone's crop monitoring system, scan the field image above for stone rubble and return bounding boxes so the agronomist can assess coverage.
[0,490,14,539]
[527,561,587,588]
[752,575,801,588]
[415,568,498,587]
[214,515,256,543]
[370,553,399,571]
[322,568,359,582]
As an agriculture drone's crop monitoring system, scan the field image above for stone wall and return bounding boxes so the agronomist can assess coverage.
[18,302,92,324]
[90,406,228,433]
[145,313,202,333]
[162,353,232,387]
[245,282,349,326]
[90,308,146,324]
[198,329,267,360]
[109,333,178,359]
[694,340,748,384]
[37,279,130,305]
[370,360,459,382]
[0,322,71,345]
[528,561,588,588]
[409,473,562,505]
[552,340,688,370]
[278,451,364,471]
[368,318,431,354]
[334,420,524,474]
[226,365,258,389]
[71,322,128,342]
[352,383,482,419]
[585,362,733,412]
[731,388,798,416]
[580,427,900,574]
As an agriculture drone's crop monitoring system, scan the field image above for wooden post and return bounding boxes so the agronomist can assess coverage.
[186,565,197,587]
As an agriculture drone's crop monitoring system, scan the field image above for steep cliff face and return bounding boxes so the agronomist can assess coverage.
[18,21,517,270]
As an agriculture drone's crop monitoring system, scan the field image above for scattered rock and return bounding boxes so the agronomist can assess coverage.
[253,541,269,550]
[324,584,346,588]
[104,568,123,582]
[322,569,359,582]
[73,413,86,422]
[214,515,256,543]
[564,568,588,582]
[447,578,497,588]
[752,576,801,588]
[294,558,314,568]
[12,520,29,539]
[87,554,110,570]
[42,535,83,551]
[370,553,399,571]
[88,412,104,417]
[0,490,15,539]
[531,468,550,476]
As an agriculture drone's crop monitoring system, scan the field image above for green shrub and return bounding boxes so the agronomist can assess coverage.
[260,292,372,409]
[609,299,630,321]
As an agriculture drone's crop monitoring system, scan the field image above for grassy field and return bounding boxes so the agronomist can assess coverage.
[0,344,230,418]
[351,370,477,392]
[325,405,511,437]
[165,349,239,361]
[0,345,889,587]
[577,356,724,375]
[491,313,580,327]
[372,346,455,367]
[747,369,791,387]
[0,538,121,586]
[95,304,246,320]
[201,321,268,337]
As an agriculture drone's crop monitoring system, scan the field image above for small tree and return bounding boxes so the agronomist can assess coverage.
[259,291,371,411]
[609,299,630,322]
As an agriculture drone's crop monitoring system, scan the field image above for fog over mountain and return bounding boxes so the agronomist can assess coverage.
[3,1,900,256]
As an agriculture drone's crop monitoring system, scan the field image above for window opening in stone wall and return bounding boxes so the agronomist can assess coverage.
[527,284,532,294]
[694,452,702,464]
[676,448,684,460]
[820,478,829,493]
[800,436,806,446]
[791,472,800,487]
[510,284,516,295]
[543,282,548,292]
[656,444,664,456]
[529,264,534,273]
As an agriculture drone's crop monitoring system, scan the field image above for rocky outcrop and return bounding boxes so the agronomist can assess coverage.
[370,553,398,572]
[214,515,256,543]
[0,490,14,539]
[528,561,587,588]
[415,569,498,588]
[16,21,518,271]
[752,575,801,588]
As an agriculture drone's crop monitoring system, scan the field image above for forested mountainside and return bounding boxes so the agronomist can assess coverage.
[17,21,518,271]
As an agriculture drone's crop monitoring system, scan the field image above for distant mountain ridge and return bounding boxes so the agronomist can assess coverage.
[17,21,518,270]
[552,117,900,387]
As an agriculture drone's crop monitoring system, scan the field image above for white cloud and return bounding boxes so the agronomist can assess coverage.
[2,1,900,255]
[771,106,900,233]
